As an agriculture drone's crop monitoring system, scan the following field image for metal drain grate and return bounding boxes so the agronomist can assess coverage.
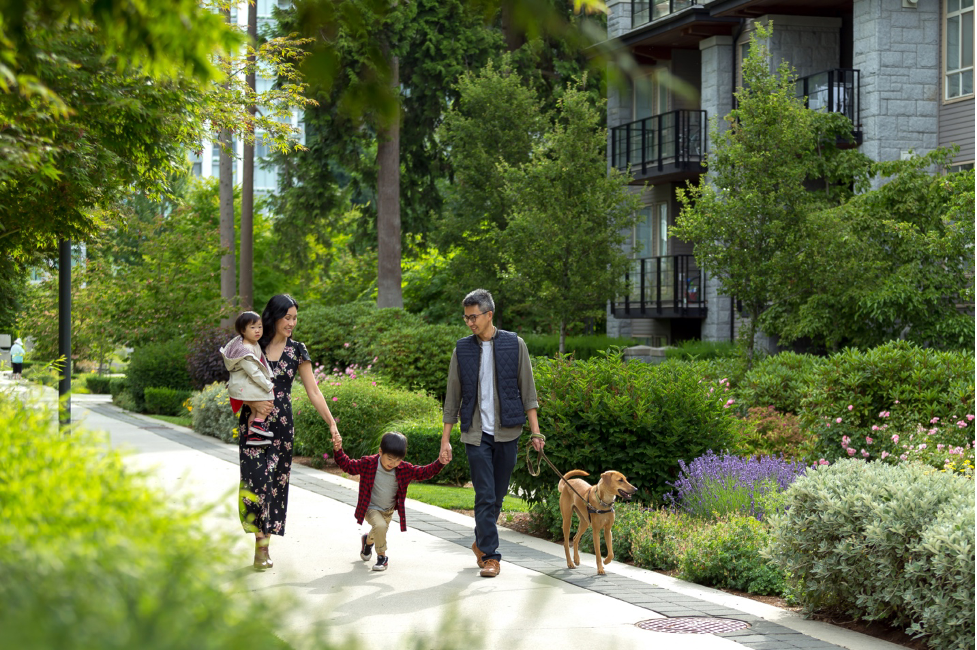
[635,617,750,634]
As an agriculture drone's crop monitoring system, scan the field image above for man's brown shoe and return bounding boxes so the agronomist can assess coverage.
[479,559,500,578]
[471,541,485,569]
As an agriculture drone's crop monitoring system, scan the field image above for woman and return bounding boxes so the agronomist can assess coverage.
[9,338,24,380]
[240,294,339,570]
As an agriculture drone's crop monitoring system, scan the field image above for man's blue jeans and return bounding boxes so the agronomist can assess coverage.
[465,432,519,562]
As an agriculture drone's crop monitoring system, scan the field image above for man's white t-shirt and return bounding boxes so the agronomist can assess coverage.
[479,339,496,435]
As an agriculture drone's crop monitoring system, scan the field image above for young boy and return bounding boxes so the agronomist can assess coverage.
[220,311,275,447]
[332,430,449,571]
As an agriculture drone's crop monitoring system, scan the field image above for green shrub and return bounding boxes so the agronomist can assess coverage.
[144,387,193,417]
[680,515,790,597]
[800,341,974,460]
[126,339,192,411]
[0,394,299,650]
[739,352,824,414]
[108,376,128,399]
[631,509,702,571]
[738,407,815,461]
[665,340,740,361]
[373,323,467,399]
[189,382,238,443]
[522,334,639,360]
[84,374,113,394]
[767,459,975,648]
[23,365,59,387]
[299,303,414,371]
[512,352,742,503]
[376,420,470,486]
[293,376,441,460]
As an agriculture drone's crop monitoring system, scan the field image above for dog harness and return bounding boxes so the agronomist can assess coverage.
[585,486,615,515]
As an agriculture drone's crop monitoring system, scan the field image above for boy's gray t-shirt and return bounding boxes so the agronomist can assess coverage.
[368,459,397,511]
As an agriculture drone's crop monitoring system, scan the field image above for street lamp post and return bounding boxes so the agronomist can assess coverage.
[59,238,71,426]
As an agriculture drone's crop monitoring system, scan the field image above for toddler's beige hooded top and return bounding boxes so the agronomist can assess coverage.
[220,335,274,402]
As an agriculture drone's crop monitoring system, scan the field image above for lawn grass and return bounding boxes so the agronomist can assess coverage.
[406,482,529,512]
[146,414,192,428]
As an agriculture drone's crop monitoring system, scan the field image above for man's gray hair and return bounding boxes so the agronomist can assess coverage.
[462,288,495,313]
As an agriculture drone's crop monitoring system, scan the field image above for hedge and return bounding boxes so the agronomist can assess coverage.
[126,340,192,411]
[512,352,743,503]
[377,420,470,486]
[84,375,113,394]
[144,387,193,417]
[767,460,975,649]
[293,375,442,461]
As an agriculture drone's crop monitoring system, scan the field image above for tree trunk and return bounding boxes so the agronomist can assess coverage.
[376,53,403,309]
[559,319,567,356]
[744,308,759,370]
[219,126,236,325]
[240,0,257,312]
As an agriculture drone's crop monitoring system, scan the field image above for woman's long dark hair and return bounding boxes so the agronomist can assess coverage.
[258,294,299,350]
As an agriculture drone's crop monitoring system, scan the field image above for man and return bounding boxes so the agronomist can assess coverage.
[440,289,544,578]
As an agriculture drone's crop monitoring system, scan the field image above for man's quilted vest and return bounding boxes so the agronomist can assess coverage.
[456,329,526,433]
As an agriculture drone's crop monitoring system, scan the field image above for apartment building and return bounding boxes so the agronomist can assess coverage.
[605,0,975,346]
[191,0,298,195]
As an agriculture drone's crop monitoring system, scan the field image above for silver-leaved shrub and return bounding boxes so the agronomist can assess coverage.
[189,381,238,443]
[766,460,974,649]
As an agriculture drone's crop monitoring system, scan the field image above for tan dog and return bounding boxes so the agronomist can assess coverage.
[559,469,637,575]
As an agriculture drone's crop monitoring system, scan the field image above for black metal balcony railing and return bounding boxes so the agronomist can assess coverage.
[611,110,706,177]
[632,0,694,29]
[611,255,706,318]
[795,68,861,128]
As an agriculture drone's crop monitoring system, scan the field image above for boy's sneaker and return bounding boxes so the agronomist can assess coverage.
[359,534,374,561]
[245,434,272,447]
[249,421,273,438]
[372,555,388,571]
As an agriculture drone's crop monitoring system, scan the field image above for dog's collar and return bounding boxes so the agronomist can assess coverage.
[586,486,615,514]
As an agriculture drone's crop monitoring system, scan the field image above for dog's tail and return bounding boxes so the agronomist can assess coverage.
[558,469,589,492]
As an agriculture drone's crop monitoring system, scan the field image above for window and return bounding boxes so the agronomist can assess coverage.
[946,0,975,100]
[633,69,668,120]
[634,207,654,257]
[948,161,975,172]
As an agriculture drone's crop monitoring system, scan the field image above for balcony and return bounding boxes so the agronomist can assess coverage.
[795,68,862,143]
[610,110,706,183]
[632,0,695,29]
[611,255,707,319]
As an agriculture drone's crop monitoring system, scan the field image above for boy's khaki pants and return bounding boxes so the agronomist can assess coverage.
[365,507,396,555]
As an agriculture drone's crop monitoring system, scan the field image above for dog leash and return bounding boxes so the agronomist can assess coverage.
[526,447,614,518]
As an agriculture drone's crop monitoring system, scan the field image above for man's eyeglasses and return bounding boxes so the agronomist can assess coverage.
[463,311,489,324]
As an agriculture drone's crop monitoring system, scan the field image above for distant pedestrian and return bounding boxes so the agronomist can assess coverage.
[440,289,545,578]
[331,430,448,571]
[238,294,340,571]
[221,311,275,447]
[10,338,25,380]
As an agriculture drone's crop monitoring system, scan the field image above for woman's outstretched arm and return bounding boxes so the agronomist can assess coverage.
[297,361,339,435]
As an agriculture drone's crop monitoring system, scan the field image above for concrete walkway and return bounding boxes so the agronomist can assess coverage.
[7,376,906,650]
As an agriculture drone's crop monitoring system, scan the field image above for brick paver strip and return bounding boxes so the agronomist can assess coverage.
[92,405,845,650]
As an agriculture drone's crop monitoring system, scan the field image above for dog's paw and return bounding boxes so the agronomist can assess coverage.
[597,568,606,576]
[603,556,613,565]
[566,562,576,569]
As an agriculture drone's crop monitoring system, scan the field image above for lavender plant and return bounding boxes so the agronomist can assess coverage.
[664,451,809,521]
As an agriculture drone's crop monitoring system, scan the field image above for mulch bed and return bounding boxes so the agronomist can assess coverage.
[295,456,929,649]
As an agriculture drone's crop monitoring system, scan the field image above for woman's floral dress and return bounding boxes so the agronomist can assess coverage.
[239,338,310,536]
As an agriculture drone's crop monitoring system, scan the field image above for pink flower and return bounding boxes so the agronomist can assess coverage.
[842,435,851,446]
[881,451,889,459]
[894,400,900,404]
[846,447,856,456]
[930,417,940,424]
[322,453,330,460]
[892,434,899,443]
[818,459,829,465]
[371,381,377,386]
[918,443,927,450]
[900,454,908,461]
[861,449,870,458]
[928,428,938,435]
[957,421,967,428]
[866,437,874,444]
[332,397,338,402]
[872,425,879,431]
[723,398,735,408]
[826,423,832,428]
[836,417,843,423]
[937,444,945,451]
[848,405,854,411]
[343,342,350,348]
[373,356,379,363]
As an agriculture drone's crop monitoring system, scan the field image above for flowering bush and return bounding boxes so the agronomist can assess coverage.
[189,382,238,443]
[738,406,814,460]
[767,459,975,649]
[663,451,809,521]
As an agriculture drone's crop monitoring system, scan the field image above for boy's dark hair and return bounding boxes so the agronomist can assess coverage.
[380,432,408,459]
[235,311,262,336]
